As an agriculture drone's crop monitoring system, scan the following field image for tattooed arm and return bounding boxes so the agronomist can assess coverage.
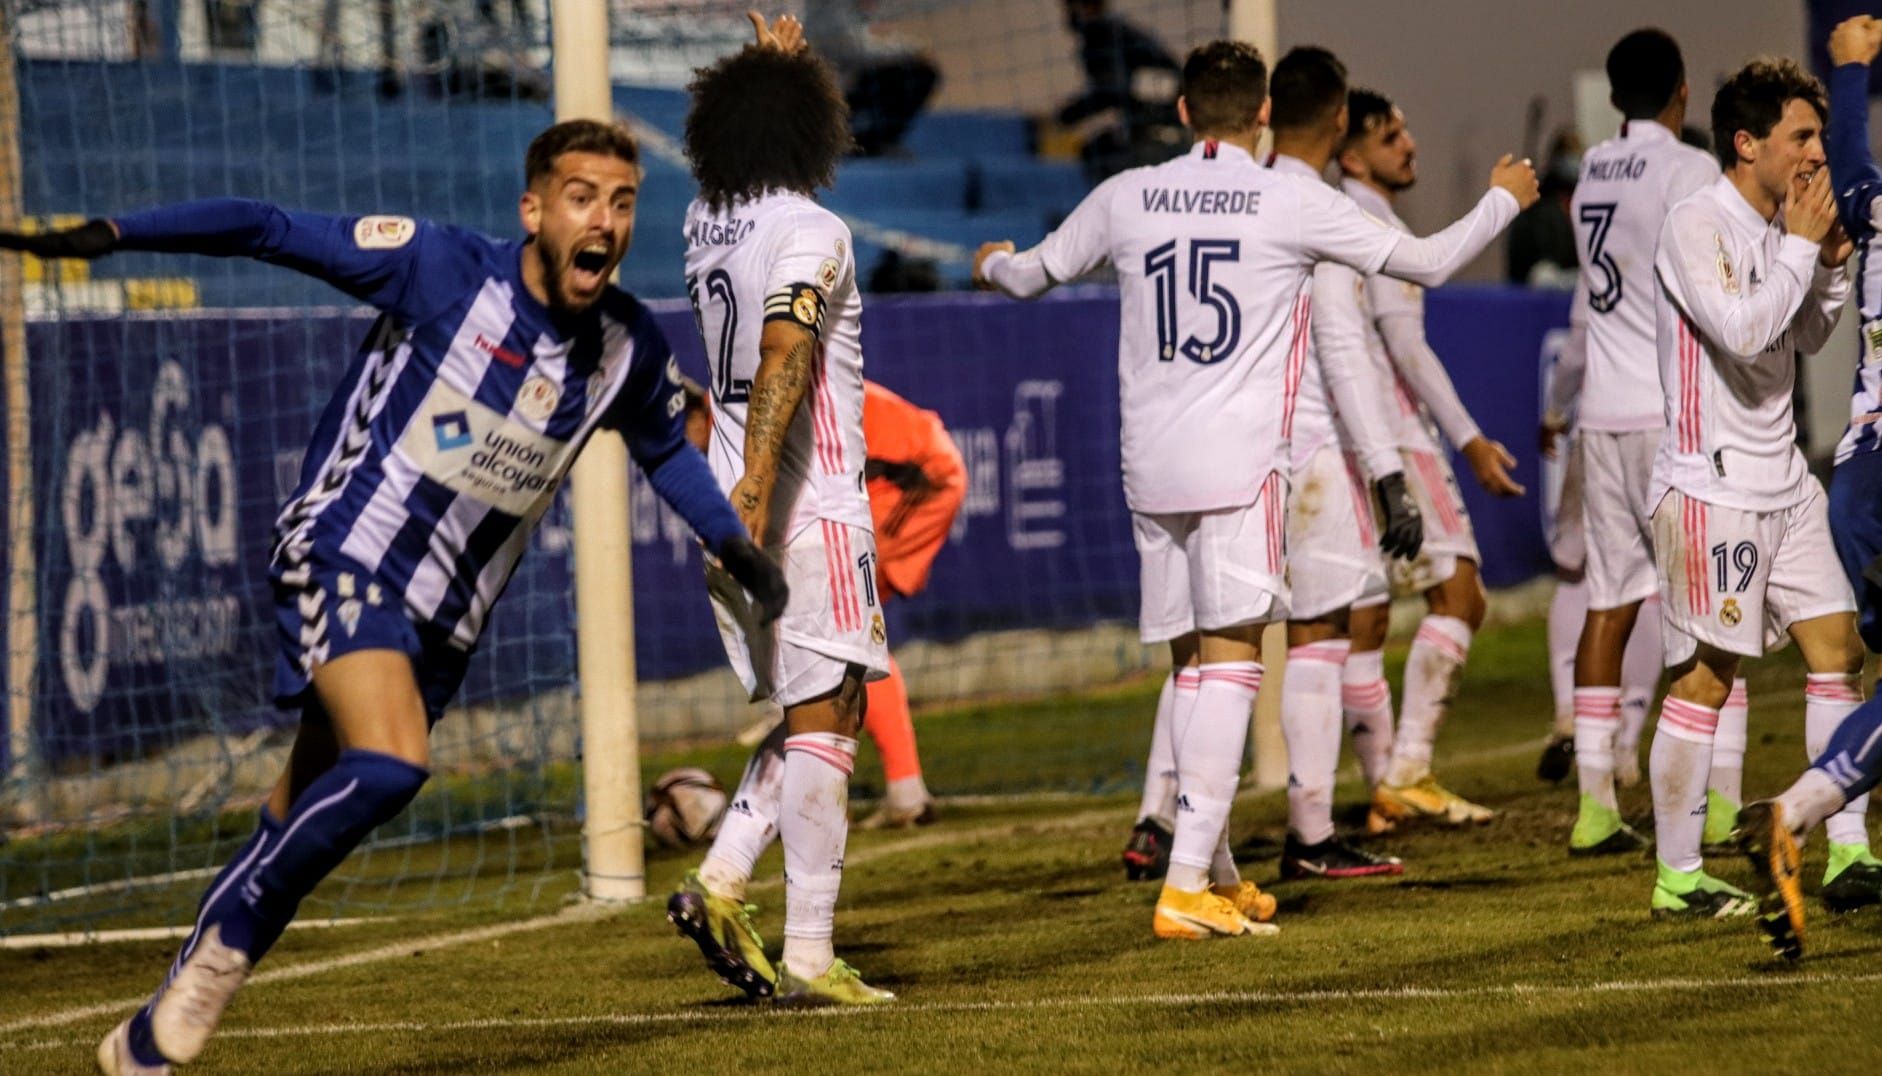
[729,318,818,544]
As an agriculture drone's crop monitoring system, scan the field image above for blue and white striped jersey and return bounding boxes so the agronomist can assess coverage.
[1829,62,1882,464]
[114,199,735,652]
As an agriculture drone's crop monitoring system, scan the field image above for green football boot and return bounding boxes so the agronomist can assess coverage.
[1701,789,1741,853]
[667,870,777,999]
[775,959,896,1007]
[1821,842,1882,913]
[1649,861,1755,919]
[1568,795,1648,857]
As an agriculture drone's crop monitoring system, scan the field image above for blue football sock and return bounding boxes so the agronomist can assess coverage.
[223,749,430,962]
[129,806,285,1066]
[1813,691,1882,802]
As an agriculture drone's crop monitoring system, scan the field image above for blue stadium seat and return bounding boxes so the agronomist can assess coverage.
[903,110,1031,159]
[974,158,1088,217]
[826,159,971,213]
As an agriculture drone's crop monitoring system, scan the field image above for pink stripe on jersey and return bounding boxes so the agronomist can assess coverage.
[810,343,844,474]
[1414,623,1468,665]
[1411,451,1462,536]
[1343,453,1377,547]
[1659,697,1719,737]
[1678,317,1701,454]
[1682,496,1711,617]
[837,523,862,631]
[1280,293,1312,440]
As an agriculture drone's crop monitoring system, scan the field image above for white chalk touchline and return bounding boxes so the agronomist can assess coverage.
[0,917,389,950]
[0,735,1549,1037]
[7,969,1879,1052]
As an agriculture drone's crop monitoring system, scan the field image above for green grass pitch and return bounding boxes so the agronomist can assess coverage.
[5,618,1881,1073]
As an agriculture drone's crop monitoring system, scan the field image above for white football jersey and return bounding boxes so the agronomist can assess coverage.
[1343,179,1482,453]
[992,140,1399,513]
[1570,121,1719,431]
[1651,176,1849,511]
[1268,154,1402,479]
[682,191,872,544]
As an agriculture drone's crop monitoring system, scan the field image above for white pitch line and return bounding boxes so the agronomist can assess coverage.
[0,735,1549,1038]
[7,969,1879,1053]
[0,917,389,950]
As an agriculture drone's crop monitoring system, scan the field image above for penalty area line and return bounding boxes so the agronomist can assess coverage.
[9,969,1881,1052]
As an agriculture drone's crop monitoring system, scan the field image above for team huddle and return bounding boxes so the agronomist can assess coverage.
[7,8,1882,1073]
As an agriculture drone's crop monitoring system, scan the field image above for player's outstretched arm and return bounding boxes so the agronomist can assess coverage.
[1375,156,1539,288]
[976,177,1119,299]
[4,199,445,319]
[1373,298,1524,497]
[1829,16,1882,235]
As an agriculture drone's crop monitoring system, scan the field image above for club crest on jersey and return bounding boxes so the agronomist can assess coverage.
[1715,234,1738,294]
[338,598,362,637]
[792,287,822,326]
[354,215,416,250]
[870,613,886,646]
[433,411,473,451]
[1720,597,1742,627]
[516,375,561,422]
[818,257,840,290]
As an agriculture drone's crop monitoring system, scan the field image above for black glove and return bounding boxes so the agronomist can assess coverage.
[1374,472,1424,561]
[718,535,789,625]
[0,219,118,260]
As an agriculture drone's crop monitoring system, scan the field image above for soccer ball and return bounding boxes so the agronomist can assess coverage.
[645,767,728,849]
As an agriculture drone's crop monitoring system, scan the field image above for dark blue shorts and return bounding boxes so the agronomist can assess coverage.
[1829,450,1882,654]
[271,552,470,723]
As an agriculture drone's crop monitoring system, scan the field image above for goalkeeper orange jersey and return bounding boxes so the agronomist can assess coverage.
[863,381,966,599]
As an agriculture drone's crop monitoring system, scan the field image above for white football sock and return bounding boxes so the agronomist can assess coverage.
[1617,597,1662,767]
[1341,647,1394,787]
[1138,669,1195,830]
[1805,674,1869,848]
[1650,697,1718,874]
[1709,678,1749,808]
[1282,640,1349,844]
[699,721,788,900]
[1386,615,1473,786]
[1573,686,1622,812]
[1210,827,1241,887]
[1168,662,1262,892]
[1547,579,1587,738]
[1776,768,1850,838]
[779,732,856,980]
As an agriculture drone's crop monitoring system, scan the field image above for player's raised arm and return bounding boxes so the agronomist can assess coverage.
[974,175,1119,298]
[1298,155,1535,289]
[0,199,455,321]
[1659,178,1832,363]
[1828,16,1882,234]
[602,316,787,623]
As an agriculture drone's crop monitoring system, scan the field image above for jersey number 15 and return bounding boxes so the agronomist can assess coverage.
[1145,238,1242,364]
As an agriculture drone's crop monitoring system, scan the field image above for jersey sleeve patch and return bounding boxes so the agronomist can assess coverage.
[764,281,828,336]
[353,215,416,250]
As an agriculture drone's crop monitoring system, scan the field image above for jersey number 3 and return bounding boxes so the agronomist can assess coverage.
[1578,202,1622,314]
[1146,238,1242,364]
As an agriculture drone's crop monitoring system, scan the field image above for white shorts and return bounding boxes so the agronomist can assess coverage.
[1133,471,1288,644]
[708,519,891,707]
[1392,442,1478,595]
[1581,428,1661,611]
[1651,484,1856,664]
[1544,431,1585,573]
[1287,446,1387,621]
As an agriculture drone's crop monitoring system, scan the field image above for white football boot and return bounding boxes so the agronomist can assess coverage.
[95,1018,171,1075]
[149,924,252,1063]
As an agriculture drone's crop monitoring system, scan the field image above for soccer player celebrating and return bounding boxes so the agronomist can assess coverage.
[0,119,787,1074]
[1550,29,1725,857]
[665,20,895,1006]
[1266,46,1418,879]
[1725,17,1882,955]
[1338,88,1527,828]
[1642,57,1860,925]
[975,40,1534,938]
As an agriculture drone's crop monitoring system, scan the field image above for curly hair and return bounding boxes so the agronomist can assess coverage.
[1711,57,1826,170]
[685,46,852,212]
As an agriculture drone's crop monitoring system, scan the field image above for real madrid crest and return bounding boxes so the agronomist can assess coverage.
[870,614,887,646]
[1720,597,1742,627]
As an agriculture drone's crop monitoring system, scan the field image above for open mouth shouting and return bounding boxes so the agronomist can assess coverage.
[567,237,616,300]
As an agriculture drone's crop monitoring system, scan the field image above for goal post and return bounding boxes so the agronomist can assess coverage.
[554,0,645,903]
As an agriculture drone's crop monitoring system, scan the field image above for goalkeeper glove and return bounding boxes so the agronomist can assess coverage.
[718,535,790,625]
[1373,472,1424,561]
[0,219,119,260]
